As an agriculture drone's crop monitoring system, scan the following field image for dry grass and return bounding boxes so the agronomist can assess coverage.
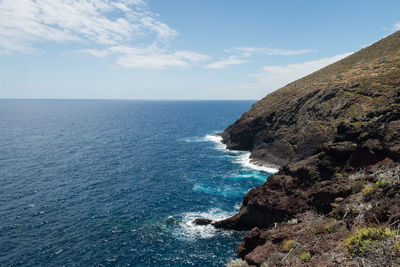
[349,168,366,181]
[372,166,400,185]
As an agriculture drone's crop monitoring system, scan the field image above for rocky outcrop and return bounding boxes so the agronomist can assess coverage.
[193,218,213,225]
[220,31,400,266]
[221,144,400,265]
[221,31,400,167]
[216,107,400,231]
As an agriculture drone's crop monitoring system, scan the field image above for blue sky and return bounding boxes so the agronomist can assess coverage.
[1,0,399,100]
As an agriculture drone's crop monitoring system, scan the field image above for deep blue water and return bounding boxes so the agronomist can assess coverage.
[0,100,272,266]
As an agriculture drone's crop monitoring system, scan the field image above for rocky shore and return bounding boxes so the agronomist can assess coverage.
[213,31,400,266]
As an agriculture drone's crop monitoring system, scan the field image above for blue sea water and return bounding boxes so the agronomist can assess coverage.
[0,100,273,266]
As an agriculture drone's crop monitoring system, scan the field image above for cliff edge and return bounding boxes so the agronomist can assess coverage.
[217,31,400,266]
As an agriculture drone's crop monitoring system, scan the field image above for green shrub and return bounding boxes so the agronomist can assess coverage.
[325,224,334,233]
[282,239,295,252]
[335,173,343,179]
[376,179,388,188]
[345,227,395,258]
[299,252,311,262]
[395,240,400,253]
[362,186,375,200]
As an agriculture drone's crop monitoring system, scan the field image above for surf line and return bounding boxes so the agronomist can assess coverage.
[205,134,279,174]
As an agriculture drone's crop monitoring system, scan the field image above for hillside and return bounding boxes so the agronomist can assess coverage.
[214,31,400,266]
[221,30,400,167]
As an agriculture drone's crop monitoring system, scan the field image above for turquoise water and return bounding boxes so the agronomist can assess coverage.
[0,100,273,266]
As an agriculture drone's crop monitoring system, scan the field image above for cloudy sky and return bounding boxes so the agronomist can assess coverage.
[1,0,400,100]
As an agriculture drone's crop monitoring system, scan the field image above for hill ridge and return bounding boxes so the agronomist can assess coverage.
[221,30,400,167]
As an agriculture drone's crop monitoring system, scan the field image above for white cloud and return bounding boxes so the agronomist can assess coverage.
[231,47,317,57]
[0,0,177,53]
[250,52,353,89]
[80,45,210,69]
[214,52,353,99]
[204,56,247,69]
[0,0,212,69]
[210,46,317,69]
[394,22,400,31]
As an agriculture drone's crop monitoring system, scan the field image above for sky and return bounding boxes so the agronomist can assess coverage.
[0,0,400,100]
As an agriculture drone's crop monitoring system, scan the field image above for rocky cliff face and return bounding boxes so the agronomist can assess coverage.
[218,31,400,266]
[222,31,400,167]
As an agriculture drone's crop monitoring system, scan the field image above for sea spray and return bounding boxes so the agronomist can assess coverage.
[204,133,279,173]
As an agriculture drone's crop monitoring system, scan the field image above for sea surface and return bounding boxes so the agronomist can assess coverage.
[0,100,275,266]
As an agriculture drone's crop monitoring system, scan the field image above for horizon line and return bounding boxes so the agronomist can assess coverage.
[0,97,258,101]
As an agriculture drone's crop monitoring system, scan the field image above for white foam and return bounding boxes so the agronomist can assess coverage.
[183,137,208,143]
[204,134,228,151]
[234,152,279,173]
[172,208,236,240]
[204,134,279,173]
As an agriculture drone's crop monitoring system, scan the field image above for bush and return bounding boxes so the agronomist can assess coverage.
[362,186,375,200]
[325,224,334,233]
[300,252,311,262]
[282,239,295,252]
[395,240,400,253]
[345,227,395,258]
[376,179,389,188]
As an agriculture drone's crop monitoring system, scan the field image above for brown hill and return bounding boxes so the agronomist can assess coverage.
[221,30,400,167]
[213,31,400,266]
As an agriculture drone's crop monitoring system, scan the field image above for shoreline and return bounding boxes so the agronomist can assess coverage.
[205,133,279,174]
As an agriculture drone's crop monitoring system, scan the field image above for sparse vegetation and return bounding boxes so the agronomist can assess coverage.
[325,224,334,233]
[299,252,311,262]
[362,186,375,200]
[283,239,295,252]
[376,179,388,188]
[345,227,400,266]
[351,180,365,192]
[372,166,400,185]
[345,227,396,258]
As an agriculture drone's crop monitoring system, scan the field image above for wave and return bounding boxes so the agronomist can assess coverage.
[183,136,208,143]
[204,134,279,173]
[170,208,237,240]
[234,152,279,173]
[204,134,230,152]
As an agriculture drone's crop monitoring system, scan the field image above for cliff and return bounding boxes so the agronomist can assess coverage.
[217,31,400,266]
[221,30,400,167]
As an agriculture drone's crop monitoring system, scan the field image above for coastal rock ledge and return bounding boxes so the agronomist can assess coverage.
[219,31,400,266]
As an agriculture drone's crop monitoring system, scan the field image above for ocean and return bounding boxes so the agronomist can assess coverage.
[0,100,275,266]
